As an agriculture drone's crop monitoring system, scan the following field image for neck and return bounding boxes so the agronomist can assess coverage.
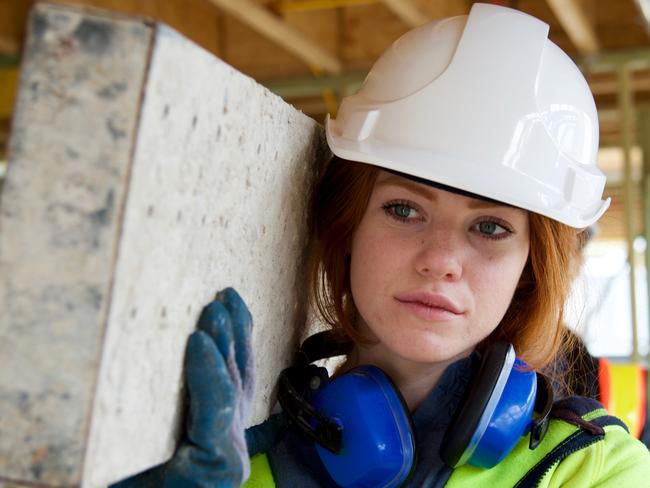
[342,343,467,411]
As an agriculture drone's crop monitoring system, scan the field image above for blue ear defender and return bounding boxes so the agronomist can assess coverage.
[439,342,554,468]
[311,366,415,487]
[278,332,553,488]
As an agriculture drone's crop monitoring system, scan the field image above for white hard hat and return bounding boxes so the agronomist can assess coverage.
[326,3,610,228]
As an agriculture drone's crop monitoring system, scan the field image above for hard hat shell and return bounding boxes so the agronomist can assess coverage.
[326,3,610,228]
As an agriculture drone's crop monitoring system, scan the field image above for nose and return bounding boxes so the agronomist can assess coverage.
[415,232,463,281]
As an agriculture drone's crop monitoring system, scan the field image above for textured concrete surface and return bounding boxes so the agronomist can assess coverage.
[0,4,326,487]
[0,5,153,486]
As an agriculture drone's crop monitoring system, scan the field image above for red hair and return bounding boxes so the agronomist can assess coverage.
[308,157,581,370]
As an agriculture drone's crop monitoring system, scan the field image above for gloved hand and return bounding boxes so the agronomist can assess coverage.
[112,287,255,488]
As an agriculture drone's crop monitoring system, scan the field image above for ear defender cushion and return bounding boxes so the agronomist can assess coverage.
[311,366,416,488]
[440,343,538,468]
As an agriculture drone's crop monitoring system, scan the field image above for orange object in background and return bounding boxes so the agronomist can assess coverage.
[598,358,647,439]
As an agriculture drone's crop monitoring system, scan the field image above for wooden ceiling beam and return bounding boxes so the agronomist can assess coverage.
[380,0,430,27]
[545,0,599,54]
[276,0,378,12]
[264,68,650,99]
[579,47,650,73]
[207,0,342,73]
[263,71,366,97]
[589,73,650,95]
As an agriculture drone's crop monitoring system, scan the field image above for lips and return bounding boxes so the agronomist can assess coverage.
[394,291,464,315]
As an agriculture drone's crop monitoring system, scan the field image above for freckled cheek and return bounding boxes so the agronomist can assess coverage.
[350,232,407,322]
[351,241,389,294]
[471,262,525,322]
[355,233,412,279]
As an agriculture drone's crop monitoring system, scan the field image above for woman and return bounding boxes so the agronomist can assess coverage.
[116,3,650,487]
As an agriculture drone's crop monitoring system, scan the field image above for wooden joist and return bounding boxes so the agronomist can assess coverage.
[380,0,430,27]
[207,0,342,73]
[276,0,377,11]
[545,0,600,54]
[589,71,650,95]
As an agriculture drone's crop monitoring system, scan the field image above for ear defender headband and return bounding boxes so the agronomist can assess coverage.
[278,331,554,488]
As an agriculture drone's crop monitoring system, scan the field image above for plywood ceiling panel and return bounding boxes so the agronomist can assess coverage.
[225,13,321,79]
[342,3,410,70]
[595,0,649,50]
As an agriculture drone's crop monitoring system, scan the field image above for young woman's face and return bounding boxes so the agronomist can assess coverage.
[349,171,530,365]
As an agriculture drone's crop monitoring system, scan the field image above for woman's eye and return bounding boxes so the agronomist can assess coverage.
[475,220,511,239]
[383,202,420,221]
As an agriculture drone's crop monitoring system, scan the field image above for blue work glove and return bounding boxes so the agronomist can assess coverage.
[112,287,255,488]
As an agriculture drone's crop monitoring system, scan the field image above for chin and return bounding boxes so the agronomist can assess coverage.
[389,337,470,365]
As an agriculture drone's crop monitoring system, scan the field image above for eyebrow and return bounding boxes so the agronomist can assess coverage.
[467,199,510,210]
[376,173,516,210]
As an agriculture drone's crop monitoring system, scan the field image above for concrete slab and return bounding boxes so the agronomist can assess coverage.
[0,4,327,486]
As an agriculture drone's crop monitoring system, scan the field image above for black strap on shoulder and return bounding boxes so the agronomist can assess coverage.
[514,399,628,488]
[551,396,628,434]
[299,330,353,363]
[276,331,352,454]
[529,373,554,449]
[277,365,344,453]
